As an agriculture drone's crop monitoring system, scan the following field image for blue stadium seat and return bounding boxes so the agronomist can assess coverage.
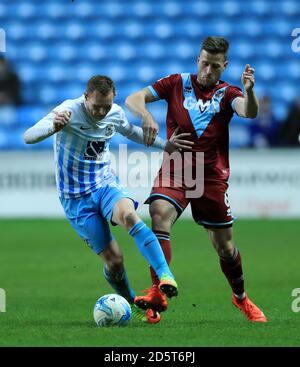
[25,43,48,62]
[255,62,276,81]
[54,43,77,62]
[6,22,27,41]
[131,2,155,18]
[0,129,9,149]
[39,85,58,105]
[55,83,84,103]
[122,21,145,40]
[72,2,94,18]
[161,2,183,18]
[18,63,46,83]
[189,2,211,17]
[115,43,137,61]
[63,22,85,40]
[224,62,244,82]
[212,19,234,38]
[43,3,70,19]
[17,105,48,127]
[99,3,125,19]
[3,129,27,150]
[180,21,204,39]
[229,124,252,148]
[263,19,291,37]
[231,40,256,59]
[0,106,18,128]
[85,43,107,62]
[15,3,36,19]
[272,102,289,122]
[248,0,272,16]
[233,19,263,37]
[220,1,242,16]
[0,4,7,18]
[277,0,298,16]
[276,84,300,103]
[287,61,300,79]
[173,41,195,60]
[34,22,59,40]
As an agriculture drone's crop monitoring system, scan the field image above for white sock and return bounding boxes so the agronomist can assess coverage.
[234,292,246,300]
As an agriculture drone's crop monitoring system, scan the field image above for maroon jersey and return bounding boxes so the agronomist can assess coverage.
[150,73,244,182]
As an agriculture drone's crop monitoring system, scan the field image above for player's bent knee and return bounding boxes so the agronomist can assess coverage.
[218,244,235,258]
[213,238,235,257]
[121,210,139,229]
[151,212,172,231]
[149,202,176,231]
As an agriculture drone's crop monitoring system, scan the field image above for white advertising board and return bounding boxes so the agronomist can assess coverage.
[0,149,299,218]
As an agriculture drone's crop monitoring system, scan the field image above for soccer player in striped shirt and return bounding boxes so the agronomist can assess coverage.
[24,75,192,318]
[126,37,267,323]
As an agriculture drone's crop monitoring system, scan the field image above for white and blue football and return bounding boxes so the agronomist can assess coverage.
[93,294,132,327]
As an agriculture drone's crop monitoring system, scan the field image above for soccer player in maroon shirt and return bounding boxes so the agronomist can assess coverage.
[125,36,267,323]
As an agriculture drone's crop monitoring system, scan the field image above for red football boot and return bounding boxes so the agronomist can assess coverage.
[232,293,268,322]
[134,285,168,312]
[146,309,161,324]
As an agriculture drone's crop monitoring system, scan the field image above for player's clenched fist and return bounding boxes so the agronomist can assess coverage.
[241,64,255,92]
[142,111,159,147]
[53,110,71,132]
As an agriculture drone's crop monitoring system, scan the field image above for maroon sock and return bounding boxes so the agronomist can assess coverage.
[219,247,245,296]
[150,231,171,286]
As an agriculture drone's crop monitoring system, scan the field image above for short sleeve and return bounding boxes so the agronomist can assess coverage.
[148,74,180,101]
[225,86,244,112]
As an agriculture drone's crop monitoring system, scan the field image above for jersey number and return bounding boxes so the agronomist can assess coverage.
[84,141,105,160]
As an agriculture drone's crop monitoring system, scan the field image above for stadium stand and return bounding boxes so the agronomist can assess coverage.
[0,0,299,149]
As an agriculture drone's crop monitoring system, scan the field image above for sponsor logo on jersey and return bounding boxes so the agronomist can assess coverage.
[183,86,193,93]
[105,124,115,136]
[183,97,211,112]
[83,141,105,160]
[183,96,222,113]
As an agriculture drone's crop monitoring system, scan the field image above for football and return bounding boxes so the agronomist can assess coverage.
[93,294,132,327]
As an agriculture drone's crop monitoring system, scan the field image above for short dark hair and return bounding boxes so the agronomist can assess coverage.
[86,75,116,96]
[201,36,229,59]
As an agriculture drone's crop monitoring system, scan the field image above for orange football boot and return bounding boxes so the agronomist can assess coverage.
[232,293,268,322]
[146,309,161,324]
[134,285,168,312]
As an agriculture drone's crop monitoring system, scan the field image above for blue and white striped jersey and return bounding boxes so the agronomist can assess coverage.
[24,95,167,198]
[36,96,129,198]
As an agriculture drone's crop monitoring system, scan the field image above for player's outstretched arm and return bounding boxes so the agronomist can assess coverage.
[23,110,71,144]
[117,122,165,149]
[118,123,193,153]
[125,88,160,147]
[234,64,259,119]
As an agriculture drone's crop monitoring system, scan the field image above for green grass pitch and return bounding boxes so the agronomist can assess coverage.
[0,218,299,346]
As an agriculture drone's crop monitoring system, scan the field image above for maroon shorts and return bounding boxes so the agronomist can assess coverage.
[145,175,235,228]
